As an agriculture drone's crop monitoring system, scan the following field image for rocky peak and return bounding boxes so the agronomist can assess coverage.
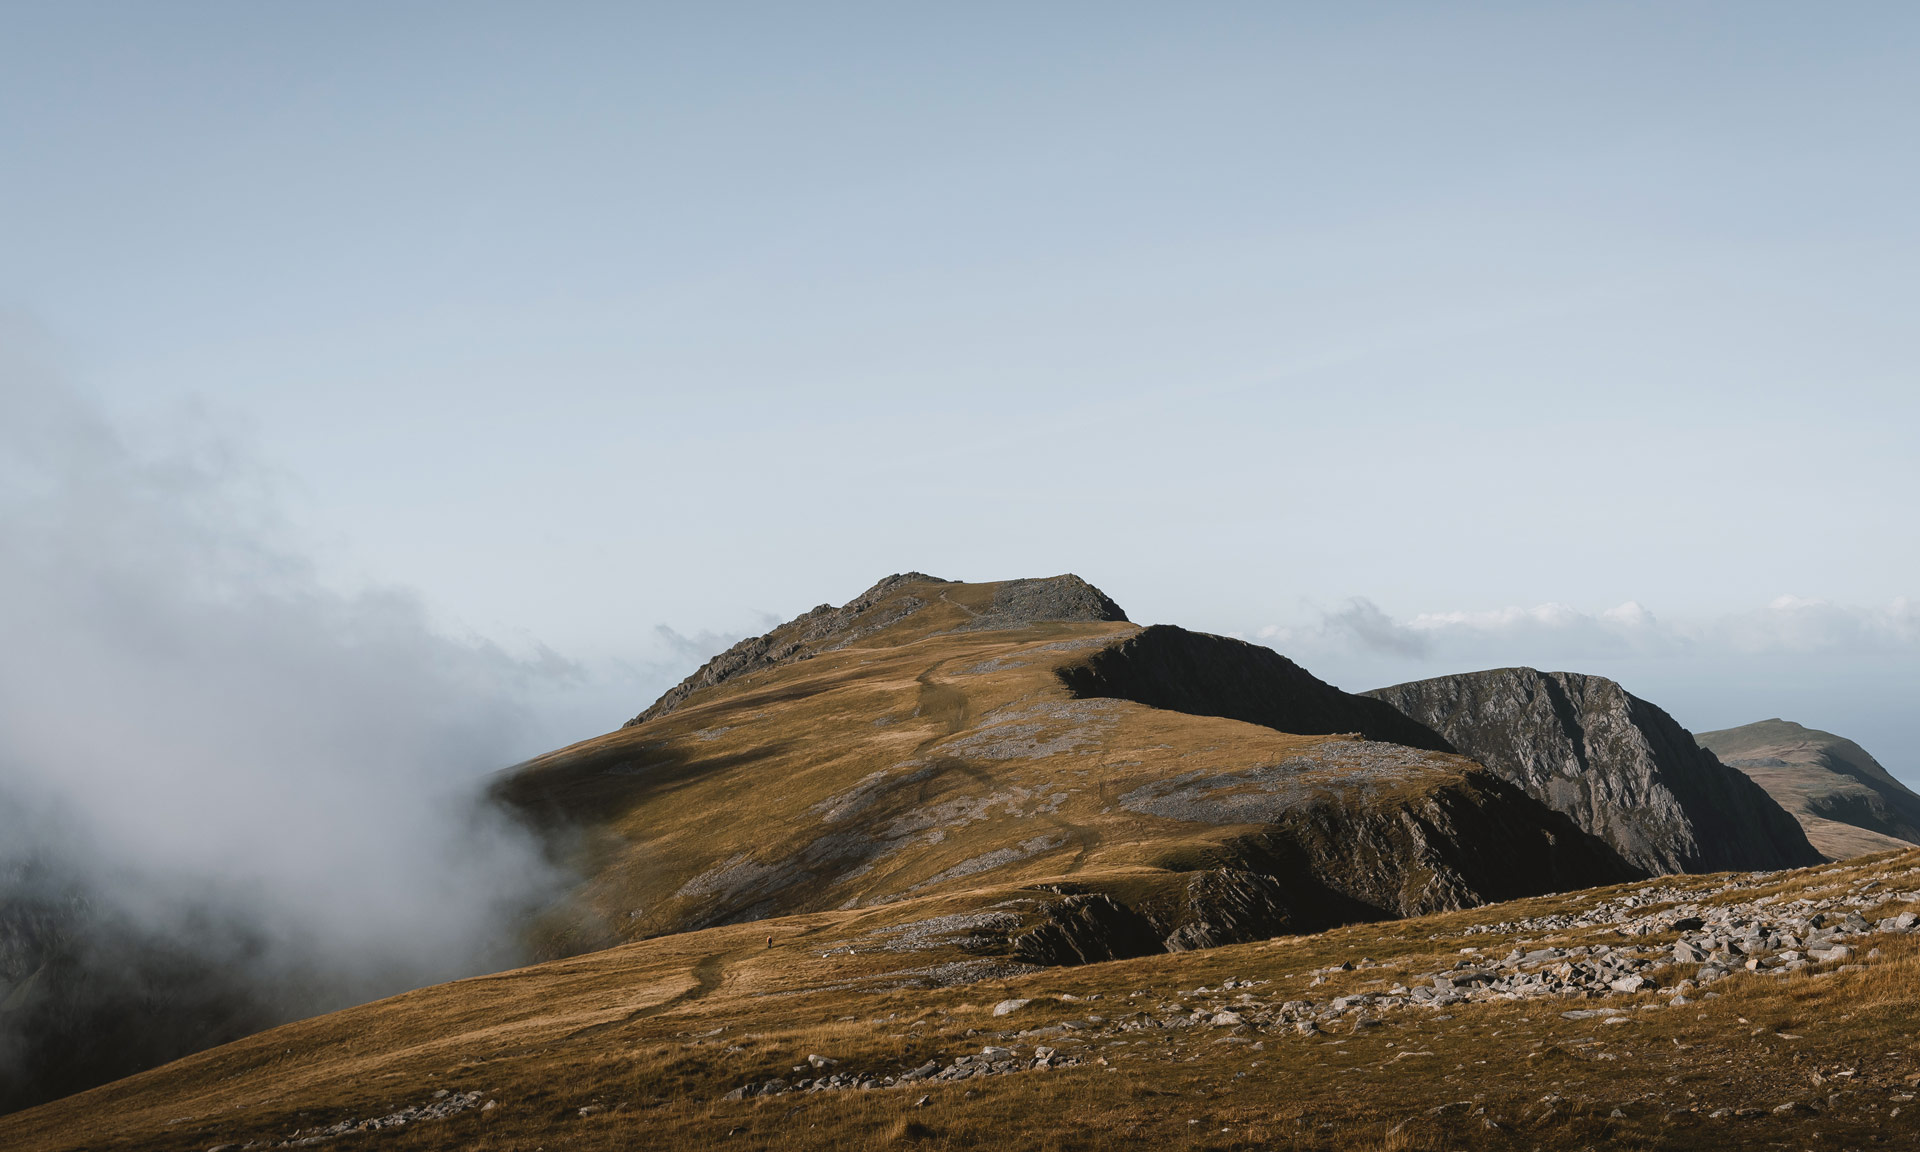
[1364,668,1821,875]
[628,573,1126,725]
[956,574,1127,631]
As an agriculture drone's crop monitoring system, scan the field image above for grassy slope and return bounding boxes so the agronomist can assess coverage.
[1699,720,1920,859]
[9,850,1920,1151]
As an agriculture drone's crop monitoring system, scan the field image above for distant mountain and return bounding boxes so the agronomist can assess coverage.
[1365,669,1821,875]
[1696,719,1920,860]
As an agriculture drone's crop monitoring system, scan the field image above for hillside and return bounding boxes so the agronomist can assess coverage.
[1366,669,1820,874]
[498,575,1631,963]
[7,844,1920,1151]
[1697,719,1920,860]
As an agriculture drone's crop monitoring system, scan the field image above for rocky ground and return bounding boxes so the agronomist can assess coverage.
[718,857,1920,1109]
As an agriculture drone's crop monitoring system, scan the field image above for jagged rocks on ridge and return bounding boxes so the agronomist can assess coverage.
[629,573,1126,726]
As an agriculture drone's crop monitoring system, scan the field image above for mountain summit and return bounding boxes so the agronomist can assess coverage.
[627,573,1126,726]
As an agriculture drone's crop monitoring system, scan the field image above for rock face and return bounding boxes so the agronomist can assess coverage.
[1696,719,1920,860]
[1364,669,1821,875]
[1057,625,1452,753]
[1011,766,1634,964]
[1126,769,1634,954]
[954,575,1127,633]
[628,573,1124,726]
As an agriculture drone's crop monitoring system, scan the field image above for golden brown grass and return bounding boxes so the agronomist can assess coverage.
[9,850,1920,1151]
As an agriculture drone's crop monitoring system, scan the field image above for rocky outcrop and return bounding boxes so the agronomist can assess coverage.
[627,573,952,725]
[1365,669,1821,875]
[1011,768,1637,965]
[1056,626,1451,752]
[1136,769,1634,951]
[955,575,1126,632]
[1696,718,1920,860]
[1011,893,1162,965]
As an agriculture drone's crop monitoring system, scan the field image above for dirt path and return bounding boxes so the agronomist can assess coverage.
[558,949,736,1044]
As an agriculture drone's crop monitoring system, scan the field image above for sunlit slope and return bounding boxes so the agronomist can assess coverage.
[498,574,1630,962]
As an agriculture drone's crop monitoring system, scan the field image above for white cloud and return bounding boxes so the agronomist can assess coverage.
[0,353,574,1028]
[1276,594,1920,661]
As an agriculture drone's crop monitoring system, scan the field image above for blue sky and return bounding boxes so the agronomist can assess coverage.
[4,4,1919,774]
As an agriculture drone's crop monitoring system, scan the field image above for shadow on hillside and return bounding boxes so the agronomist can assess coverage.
[489,737,795,831]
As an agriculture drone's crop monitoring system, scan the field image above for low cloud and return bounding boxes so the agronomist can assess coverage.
[1316,597,1431,658]
[0,345,577,1106]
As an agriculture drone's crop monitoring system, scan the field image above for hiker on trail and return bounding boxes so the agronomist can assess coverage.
[766,935,773,949]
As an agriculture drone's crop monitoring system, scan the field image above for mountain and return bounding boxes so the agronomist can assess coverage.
[1696,718,1920,860]
[1364,669,1821,874]
[8,572,1914,1149]
[498,574,1632,965]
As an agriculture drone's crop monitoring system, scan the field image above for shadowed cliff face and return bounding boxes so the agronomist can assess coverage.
[1697,718,1920,859]
[1055,625,1453,754]
[1364,669,1823,875]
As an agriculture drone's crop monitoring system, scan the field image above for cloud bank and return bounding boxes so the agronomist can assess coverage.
[0,344,576,1107]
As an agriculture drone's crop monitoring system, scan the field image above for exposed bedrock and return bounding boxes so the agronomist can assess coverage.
[1011,893,1163,966]
[627,572,951,726]
[1055,625,1452,752]
[1365,668,1822,875]
[955,575,1127,633]
[1014,772,1636,965]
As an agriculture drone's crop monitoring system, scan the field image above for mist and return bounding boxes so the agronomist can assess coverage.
[0,347,590,1108]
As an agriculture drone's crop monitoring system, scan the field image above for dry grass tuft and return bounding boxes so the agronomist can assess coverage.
[885,1117,938,1142]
